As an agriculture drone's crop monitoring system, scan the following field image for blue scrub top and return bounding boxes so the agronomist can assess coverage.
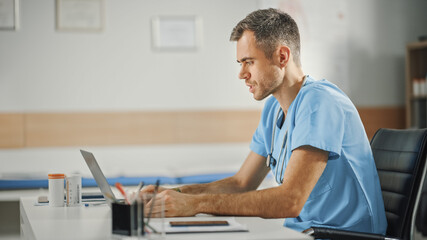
[250,76,387,234]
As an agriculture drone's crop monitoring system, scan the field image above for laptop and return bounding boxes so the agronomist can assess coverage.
[80,150,118,204]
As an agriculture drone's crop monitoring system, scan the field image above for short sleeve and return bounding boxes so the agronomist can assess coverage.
[250,123,268,157]
[291,87,345,160]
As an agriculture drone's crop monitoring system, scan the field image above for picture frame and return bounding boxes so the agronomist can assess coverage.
[56,0,104,32]
[0,0,19,30]
[151,16,202,51]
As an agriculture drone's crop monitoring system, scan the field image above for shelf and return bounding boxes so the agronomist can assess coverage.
[408,41,427,50]
[411,96,427,100]
[406,41,427,128]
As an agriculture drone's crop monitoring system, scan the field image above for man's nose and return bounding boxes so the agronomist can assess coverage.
[239,68,250,80]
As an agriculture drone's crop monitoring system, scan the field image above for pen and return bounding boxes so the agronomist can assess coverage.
[146,180,160,226]
[115,182,130,205]
[130,181,144,204]
[136,181,145,194]
[84,202,106,207]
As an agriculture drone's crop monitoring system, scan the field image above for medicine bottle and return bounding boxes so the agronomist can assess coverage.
[48,173,65,207]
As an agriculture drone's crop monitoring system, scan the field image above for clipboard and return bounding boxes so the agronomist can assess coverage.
[152,218,249,234]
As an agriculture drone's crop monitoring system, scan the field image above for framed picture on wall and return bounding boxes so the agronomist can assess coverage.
[0,0,19,30]
[151,16,202,51]
[56,0,104,32]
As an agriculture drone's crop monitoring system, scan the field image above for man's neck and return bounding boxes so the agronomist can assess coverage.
[272,69,305,116]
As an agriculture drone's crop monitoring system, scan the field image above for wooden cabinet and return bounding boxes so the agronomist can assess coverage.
[406,41,427,128]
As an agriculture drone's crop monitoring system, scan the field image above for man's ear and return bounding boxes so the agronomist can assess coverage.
[278,46,291,68]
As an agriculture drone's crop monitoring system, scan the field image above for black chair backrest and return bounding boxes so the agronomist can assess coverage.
[371,128,427,239]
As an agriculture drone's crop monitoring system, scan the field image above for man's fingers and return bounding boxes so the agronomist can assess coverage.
[140,184,155,193]
[144,205,166,217]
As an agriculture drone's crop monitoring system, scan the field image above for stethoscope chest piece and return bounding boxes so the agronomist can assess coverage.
[266,154,276,167]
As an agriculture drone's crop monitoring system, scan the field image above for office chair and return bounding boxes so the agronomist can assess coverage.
[416,165,427,236]
[416,190,427,236]
[303,128,427,240]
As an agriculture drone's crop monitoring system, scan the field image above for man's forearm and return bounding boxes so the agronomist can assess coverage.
[193,186,300,218]
[179,176,250,194]
[157,148,326,218]
[188,148,328,218]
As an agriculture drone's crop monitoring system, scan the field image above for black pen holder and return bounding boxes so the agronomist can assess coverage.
[112,201,144,236]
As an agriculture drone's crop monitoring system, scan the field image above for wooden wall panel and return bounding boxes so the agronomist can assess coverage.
[0,107,407,148]
[0,114,24,148]
[357,106,406,140]
[24,111,262,147]
[25,112,178,147]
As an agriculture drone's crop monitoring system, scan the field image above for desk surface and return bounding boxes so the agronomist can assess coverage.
[20,197,312,240]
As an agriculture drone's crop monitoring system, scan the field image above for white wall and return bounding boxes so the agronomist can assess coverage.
[347,0,427,106]
[0,143,251,178]
[1,0,427,113]
[1,0,427,178]
[0,0,261,112]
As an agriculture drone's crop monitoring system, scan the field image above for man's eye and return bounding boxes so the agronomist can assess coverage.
[239,61,253,67]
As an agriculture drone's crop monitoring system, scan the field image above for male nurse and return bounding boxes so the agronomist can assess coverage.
[141,8,387,234]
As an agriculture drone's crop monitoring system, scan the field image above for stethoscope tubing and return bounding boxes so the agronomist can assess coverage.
[266,108,288,184]
[266,77,307,184]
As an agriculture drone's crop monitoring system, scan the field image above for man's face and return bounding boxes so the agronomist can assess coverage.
[236,31,282,101]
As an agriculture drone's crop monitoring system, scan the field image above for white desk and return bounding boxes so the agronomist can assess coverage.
[20,197,312,240]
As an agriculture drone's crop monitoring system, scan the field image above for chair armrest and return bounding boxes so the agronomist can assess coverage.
[416,192,427,236]
[302,227,399,240]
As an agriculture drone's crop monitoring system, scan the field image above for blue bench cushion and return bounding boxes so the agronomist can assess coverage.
[0,172,235,190]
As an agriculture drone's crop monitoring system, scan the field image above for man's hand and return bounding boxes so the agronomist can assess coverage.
[144,189,198,217]
[139,184,167,195]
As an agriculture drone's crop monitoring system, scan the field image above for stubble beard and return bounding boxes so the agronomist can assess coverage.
[253,77,282,101]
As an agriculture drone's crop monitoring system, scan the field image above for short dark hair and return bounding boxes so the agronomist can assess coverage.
[230,8,301,67]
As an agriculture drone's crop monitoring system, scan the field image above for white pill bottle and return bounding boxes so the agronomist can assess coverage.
[48,173,65,207]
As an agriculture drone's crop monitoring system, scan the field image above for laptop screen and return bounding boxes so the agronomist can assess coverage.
[80,150,117,203]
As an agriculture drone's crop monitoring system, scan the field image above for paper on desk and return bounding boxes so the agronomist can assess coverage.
[151,217,249,234]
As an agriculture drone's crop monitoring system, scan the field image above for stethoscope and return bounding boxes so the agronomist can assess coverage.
[265,77,307,184]
[265,108,288,184]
